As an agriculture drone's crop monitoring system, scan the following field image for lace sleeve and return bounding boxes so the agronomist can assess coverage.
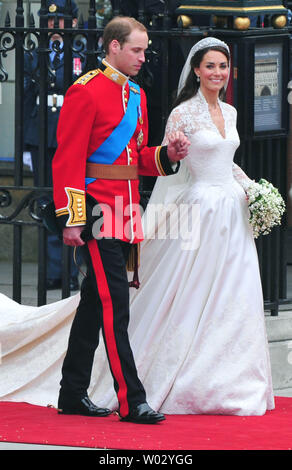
[162,101,198,145]
[162,107,185,145]
[232,163,253,190]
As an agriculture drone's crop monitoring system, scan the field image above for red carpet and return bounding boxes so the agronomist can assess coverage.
[0,397,292,450]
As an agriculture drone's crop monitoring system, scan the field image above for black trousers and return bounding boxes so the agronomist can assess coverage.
[59,238,146,417]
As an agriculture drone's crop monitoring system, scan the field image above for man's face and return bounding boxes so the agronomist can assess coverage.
[109,29,148,77]
[48,17,64,29]
[48,17,77,41]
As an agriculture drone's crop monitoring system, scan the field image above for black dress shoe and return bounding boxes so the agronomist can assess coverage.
[58,395,111,417]
[120,402,165,424]
[46,278,62,290]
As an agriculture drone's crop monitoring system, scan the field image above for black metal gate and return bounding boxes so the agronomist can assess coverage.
[0,0,290,314]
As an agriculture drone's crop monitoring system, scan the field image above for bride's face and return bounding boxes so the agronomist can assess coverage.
[194,50,229,94]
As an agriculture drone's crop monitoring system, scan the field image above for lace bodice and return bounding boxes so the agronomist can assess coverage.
[164,90,252,190]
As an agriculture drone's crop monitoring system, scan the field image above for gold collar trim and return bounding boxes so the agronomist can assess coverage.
[101,60,129,87]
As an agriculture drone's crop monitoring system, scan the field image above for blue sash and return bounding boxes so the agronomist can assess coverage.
[85,80,141,188]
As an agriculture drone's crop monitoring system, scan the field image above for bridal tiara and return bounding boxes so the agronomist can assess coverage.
[191,37,230,56]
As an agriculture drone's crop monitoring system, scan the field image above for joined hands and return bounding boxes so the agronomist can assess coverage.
[167,131,190,162]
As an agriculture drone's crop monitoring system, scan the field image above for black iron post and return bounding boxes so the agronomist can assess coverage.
[13,0,25,303]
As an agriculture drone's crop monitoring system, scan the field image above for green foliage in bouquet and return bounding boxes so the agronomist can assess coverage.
[246,179,286,239]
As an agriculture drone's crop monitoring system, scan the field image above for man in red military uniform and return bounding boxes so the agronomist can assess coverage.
[52,16,190,424]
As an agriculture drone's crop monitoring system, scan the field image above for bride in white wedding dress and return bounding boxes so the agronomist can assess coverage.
[0,38,274,416]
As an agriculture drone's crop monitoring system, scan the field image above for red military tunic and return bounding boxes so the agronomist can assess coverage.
[52,60,178,243]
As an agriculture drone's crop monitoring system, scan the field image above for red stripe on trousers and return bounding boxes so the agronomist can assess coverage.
[87,239,129,417]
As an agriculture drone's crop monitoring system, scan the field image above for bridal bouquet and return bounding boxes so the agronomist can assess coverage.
[246,178,285,239]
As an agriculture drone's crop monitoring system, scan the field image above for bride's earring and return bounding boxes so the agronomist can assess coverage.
[196,75,200,83]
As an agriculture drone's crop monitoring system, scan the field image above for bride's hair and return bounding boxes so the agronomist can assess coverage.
[172,46,230,109]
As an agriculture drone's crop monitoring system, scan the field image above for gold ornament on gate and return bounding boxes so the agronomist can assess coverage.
[272,15,287,28]
[234,17,251,30]
[177,15,192,28]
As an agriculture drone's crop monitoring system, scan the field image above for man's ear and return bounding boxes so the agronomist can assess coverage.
[109,39,121,55]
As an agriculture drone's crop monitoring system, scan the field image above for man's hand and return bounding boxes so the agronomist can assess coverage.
[63,226,85,246]
[167,131,190,163]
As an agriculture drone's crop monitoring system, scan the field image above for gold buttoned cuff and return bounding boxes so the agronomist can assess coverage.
[56,187,86,227]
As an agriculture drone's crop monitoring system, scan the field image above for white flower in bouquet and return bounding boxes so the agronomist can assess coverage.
[246,179,285,239]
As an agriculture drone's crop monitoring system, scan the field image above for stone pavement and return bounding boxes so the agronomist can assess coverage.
[0,261,82,306]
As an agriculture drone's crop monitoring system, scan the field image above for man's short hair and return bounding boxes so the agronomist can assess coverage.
[103,16,147,54]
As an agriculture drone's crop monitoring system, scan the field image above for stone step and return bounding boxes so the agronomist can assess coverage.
[266,312,292,393]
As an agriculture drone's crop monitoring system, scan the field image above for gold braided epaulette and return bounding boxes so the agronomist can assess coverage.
[74,69,100,86]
